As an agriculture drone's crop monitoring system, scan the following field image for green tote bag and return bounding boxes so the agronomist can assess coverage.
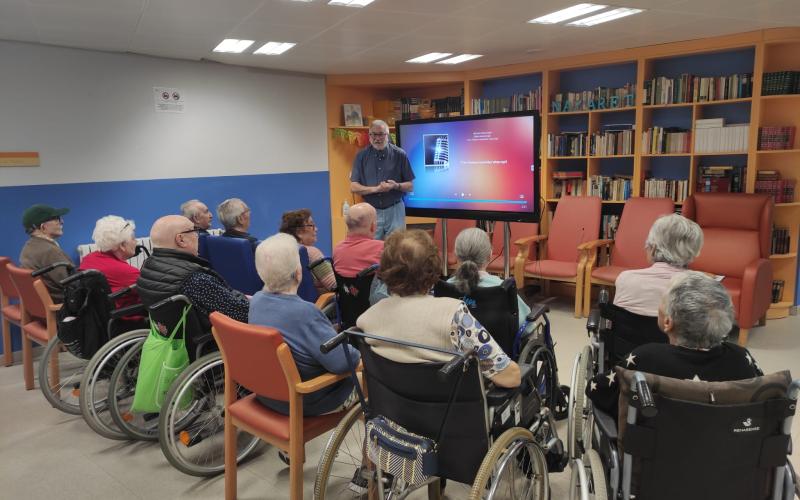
[131,304,191,413]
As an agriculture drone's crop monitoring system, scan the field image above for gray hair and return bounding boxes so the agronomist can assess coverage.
[217,198,248,230]
[663,271,733,349]
[453,228,491,294]
[92,215,135,252]
[255,233,301,293]
[370,120,389,133]
[646,214,703,267]
[180,199,205,221]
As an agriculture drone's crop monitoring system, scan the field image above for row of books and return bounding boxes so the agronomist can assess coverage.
[552,170,585,198]
[762,71,800,96]
[643,73,753,105]
[771,227,792,255]
[643,178,689,203]
[548,132,588,157]
[471,88,542,115]
[696,165,746,193]
[601,214,620,240]
[373,96,463,123]
[550,83,635,112]
[641,127,691,154]
[772,280,786,304]
[588,175,632,201]
[755,171,796,203]
[430,96,464,118]
[589,128,635,156]
[757,126,796,150]
[693,119,749,153]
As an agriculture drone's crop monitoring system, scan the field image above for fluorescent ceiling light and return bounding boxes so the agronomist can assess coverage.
[436,54,483,65]
[406,52,452,63]
[328,0,374,7]
[213,39,254,53]
[254,42,297,55]
[568,7,644,26]
[528,3,607,24]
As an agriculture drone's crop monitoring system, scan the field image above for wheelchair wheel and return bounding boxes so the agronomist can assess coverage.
[158,352,260,477]
[521,345,558,414]
[108,342,160,441]
[568,345,592,460]
[38,336,87,414]
[79,330,148,440]
[569,450,607,500]
[314,404,368,500]
[470,427,548,500]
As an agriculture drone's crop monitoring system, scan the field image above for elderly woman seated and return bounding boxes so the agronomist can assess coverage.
[249,233,359,417]
[80,215,141,308]
[357,230,521,388]
[448,227,531,329]
[280,208,336,292]
[613,213,703,317]
[588,271,763,420]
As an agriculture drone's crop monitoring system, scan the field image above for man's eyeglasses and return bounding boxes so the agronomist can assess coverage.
[44,217,63,224]
[178,228,199,236]
[369,132,388,137]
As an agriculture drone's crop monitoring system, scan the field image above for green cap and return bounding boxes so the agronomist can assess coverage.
[22,204,69,230]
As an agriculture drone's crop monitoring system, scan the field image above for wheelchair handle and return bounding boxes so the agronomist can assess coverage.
[108,284,136,300]
[32,261,73,277]
[356,263,379,279]
[110,303,146,319]
[59,268,102,285]
[438,349,474,381]
[633,372,658,418]
[586,309,600,334]
[134,245,151,258]
[598,288,609,306]
[526,303,549,323]
[320,330,349,354]
[150,294,192,311]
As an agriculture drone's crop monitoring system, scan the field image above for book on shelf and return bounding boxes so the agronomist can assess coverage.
[548,132,588,157]
[772,280,786,303]
[590,123,635,156]
[643,72,752,105]
[551,83,635,112]
[641,127,691,154]
[757,126,796,150]
[553,171,585,198]
[588,175,632,201]
[770,226,791,255]
[762,71,800,96]
[693,120,749,153]
[472,88,542,115]
[696,165,746,193]
[601,214,620,239]
[373,94,463,124]
[755,170,796,203]
[644,178,689,203]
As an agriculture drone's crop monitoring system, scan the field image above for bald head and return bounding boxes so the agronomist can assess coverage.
[345,203,377,237]
[150,215,199,255]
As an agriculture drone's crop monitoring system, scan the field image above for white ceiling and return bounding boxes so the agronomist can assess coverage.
[0,0,798,75]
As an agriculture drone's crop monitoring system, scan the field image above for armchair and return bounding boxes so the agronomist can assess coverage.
[487,222,539,276]
[432,218,476,272]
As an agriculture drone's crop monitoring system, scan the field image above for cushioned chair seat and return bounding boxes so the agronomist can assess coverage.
[591,265,628,284]
[523,260,578,279]
[1,304,21,323]
[21,319,48,344]
[721,277,742,313]
[229,394,347,442]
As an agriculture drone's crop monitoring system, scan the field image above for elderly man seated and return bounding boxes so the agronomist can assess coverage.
[180,199,214,234]
[333,203,384,277]
[19,204,74,303]
[587,271,762,420]
[137,215,248,325]
[217,198,258,250]
[249,233,359,416]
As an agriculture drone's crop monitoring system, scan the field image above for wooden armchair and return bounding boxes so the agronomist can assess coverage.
[0,257,22,366]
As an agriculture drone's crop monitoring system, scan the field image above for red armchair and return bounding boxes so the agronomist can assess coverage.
[514,196,602,317]
[682,193,773,346]
[580,197,675,316]
[487,222,539,277]
[0,257,22,366]
[433,218,476,272]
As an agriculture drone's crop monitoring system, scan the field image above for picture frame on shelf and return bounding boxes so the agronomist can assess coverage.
[343,104,363,127]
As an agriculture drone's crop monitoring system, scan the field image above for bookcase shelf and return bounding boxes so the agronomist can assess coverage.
[693,151,749,156]
[591,154,634,159]
[760,94,800,101]
[776,202,800,207]
[694,97,753,107]
[770,253,797,259]
[642,153,691,157]
[756,149,800,154]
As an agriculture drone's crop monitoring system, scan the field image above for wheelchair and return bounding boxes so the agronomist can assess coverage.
[313,259,379,330]
[570,368,799,500]
[434,277,569,423]
[568,290,666,460]
[314,328,566,499]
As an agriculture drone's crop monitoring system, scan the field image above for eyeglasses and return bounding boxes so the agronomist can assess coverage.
[369,132,388,137]
[178,228,199,236]
[44,216,63,224]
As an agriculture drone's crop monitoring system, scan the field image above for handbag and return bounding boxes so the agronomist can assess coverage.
[366,415,437,486]
[131,304,191,413]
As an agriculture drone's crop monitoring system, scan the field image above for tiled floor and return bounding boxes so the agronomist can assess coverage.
[0,298,798,499]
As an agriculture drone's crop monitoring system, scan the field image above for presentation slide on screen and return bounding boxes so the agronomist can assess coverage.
[399,115,536,213]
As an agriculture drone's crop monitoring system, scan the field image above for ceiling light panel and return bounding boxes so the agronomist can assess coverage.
[406,52,452,63]
[254,42,297,55]
[436,54,483,65]
[213,39,254,53]
[528,3,607,24]
[328,0,375,7]
[568,7,644,26]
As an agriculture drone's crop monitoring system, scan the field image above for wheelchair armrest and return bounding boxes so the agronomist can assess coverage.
[593,407,618,442]
[586,309,600,334]
[485,363,534,407]
[526,303,549,323]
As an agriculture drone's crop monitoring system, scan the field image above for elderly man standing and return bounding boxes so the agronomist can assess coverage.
[19,204,74,303]
[217,197,258,249]
[137,215,248,327]
[333,203,384,278]
[180,199,213,234]
[350,120,415,240]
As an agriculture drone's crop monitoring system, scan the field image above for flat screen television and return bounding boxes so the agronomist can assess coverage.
[396,111,540,222]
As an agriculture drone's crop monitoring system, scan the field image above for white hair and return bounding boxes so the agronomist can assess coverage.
[370,120,389,133]
[663,271,733,349]
[92,215,135,252]
[453,227,491,294]
[180,199,205,220]
[255,233,301,293]
[217,198,248,230]
[646,214,703,267]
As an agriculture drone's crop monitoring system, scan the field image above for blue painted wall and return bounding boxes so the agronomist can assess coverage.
[481,73,542,99]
